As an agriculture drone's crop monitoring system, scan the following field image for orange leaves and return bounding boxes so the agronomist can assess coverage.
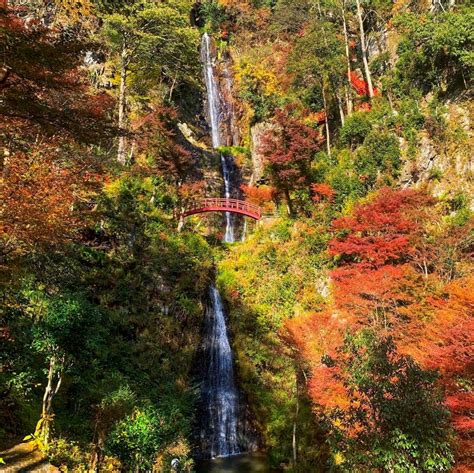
[349,70,380,97]
[308,365,349,411]
[332,264,413,322]
[419,276,474,379]
[1,146,92,249]
[286,310,350,410]
[240,184,275,205]
[311,183,335,203]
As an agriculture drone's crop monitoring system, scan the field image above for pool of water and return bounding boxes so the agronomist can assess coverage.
[195,453,272,473]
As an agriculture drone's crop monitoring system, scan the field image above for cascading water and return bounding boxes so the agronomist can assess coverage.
[198,33,241,459]
[221,155,235,242]
[201,286,240,458]
[201,33,221,150]
[201,33,235,243]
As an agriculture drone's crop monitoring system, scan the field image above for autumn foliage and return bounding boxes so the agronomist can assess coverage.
[240,184,275,209]
[287,188,473,470]
[259,105,323,211]
[311,183,335,203]
[1,8,113,253]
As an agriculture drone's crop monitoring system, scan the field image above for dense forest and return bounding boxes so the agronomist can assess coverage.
[0,0,472,472]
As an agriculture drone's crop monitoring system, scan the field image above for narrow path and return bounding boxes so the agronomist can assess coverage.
[0,442,58,472]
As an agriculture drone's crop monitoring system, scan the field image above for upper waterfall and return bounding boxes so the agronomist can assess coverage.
[201,33,222,149]
[200,33,236,243]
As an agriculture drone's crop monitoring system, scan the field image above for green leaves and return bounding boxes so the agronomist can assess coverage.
[105,402,191,470]
[329,330,454,472]
[339,112,373,148]
[101,0,200,102]
[354,130,401,188]
[393,8,474,94]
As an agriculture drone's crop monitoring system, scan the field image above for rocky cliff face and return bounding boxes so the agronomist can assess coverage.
[400,98,473,208]
[250,122,274,185]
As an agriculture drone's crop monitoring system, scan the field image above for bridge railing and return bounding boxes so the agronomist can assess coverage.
[183,198,262,219]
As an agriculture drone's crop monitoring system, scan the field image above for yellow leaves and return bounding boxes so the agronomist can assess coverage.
[334,451,345,465]
[54,0,93,22]
[103,177,123,198]
[234,59,282,99]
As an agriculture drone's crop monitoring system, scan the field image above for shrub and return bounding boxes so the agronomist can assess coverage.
[355,131,401,187]
[106,406,164,471]
[340,112,373,148]
[48,438,89,472]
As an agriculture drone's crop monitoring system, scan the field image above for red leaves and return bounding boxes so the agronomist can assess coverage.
[349,70,380,97]
[311,183,335,203]
[327,189,437,323]
[259,105,322,194]
[330,188,433,268]
[240,184,275,205]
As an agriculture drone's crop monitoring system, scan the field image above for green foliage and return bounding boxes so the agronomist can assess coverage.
[354,130,401,188]
[339,112,373,148]
[392,8,474,95]
[445,192,473,226]
[325,151,366,210]
[106,405,170,470]
[200,0,229,32]
[328,331,454,472]
[31,293,104,364]
[288,18,346,110]
[102,0,200,103]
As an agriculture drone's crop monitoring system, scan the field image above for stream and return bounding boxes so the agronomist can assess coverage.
[196,453,271,473]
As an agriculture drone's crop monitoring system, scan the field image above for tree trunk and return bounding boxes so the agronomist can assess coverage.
[117,41,128,165]
[314,0,333,155]
[321,85,331,157]
[355,0,375,98]
[341,0,353,114]
[292,379,299,471]
[337,92,345,126]
[37,356,64,445]
[90,424,105,473]
[284,188,294,216]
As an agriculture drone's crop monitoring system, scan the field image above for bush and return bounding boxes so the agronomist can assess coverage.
[340,112,373,148]
[48,438,89,472]
[355,131,401,187]
[106,406,163,471]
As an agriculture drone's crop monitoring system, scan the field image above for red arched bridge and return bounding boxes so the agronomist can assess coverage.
[182,198,262,220]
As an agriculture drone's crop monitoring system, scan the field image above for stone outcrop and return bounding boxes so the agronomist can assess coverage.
[400,100,473,209]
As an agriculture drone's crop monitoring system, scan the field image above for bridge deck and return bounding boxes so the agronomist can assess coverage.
[182,198,262,220]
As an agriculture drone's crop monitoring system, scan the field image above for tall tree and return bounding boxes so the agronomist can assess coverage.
[354,0,375,98]
[259,106,322,215]
[102,1,200,164]
[289,16,346,154]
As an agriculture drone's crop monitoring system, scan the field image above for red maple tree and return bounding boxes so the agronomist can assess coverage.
[259,105,323,213]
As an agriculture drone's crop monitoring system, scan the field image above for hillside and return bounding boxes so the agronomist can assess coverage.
[0,0,472,472]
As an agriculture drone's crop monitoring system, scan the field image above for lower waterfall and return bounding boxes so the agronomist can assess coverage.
[200,285,240,458]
